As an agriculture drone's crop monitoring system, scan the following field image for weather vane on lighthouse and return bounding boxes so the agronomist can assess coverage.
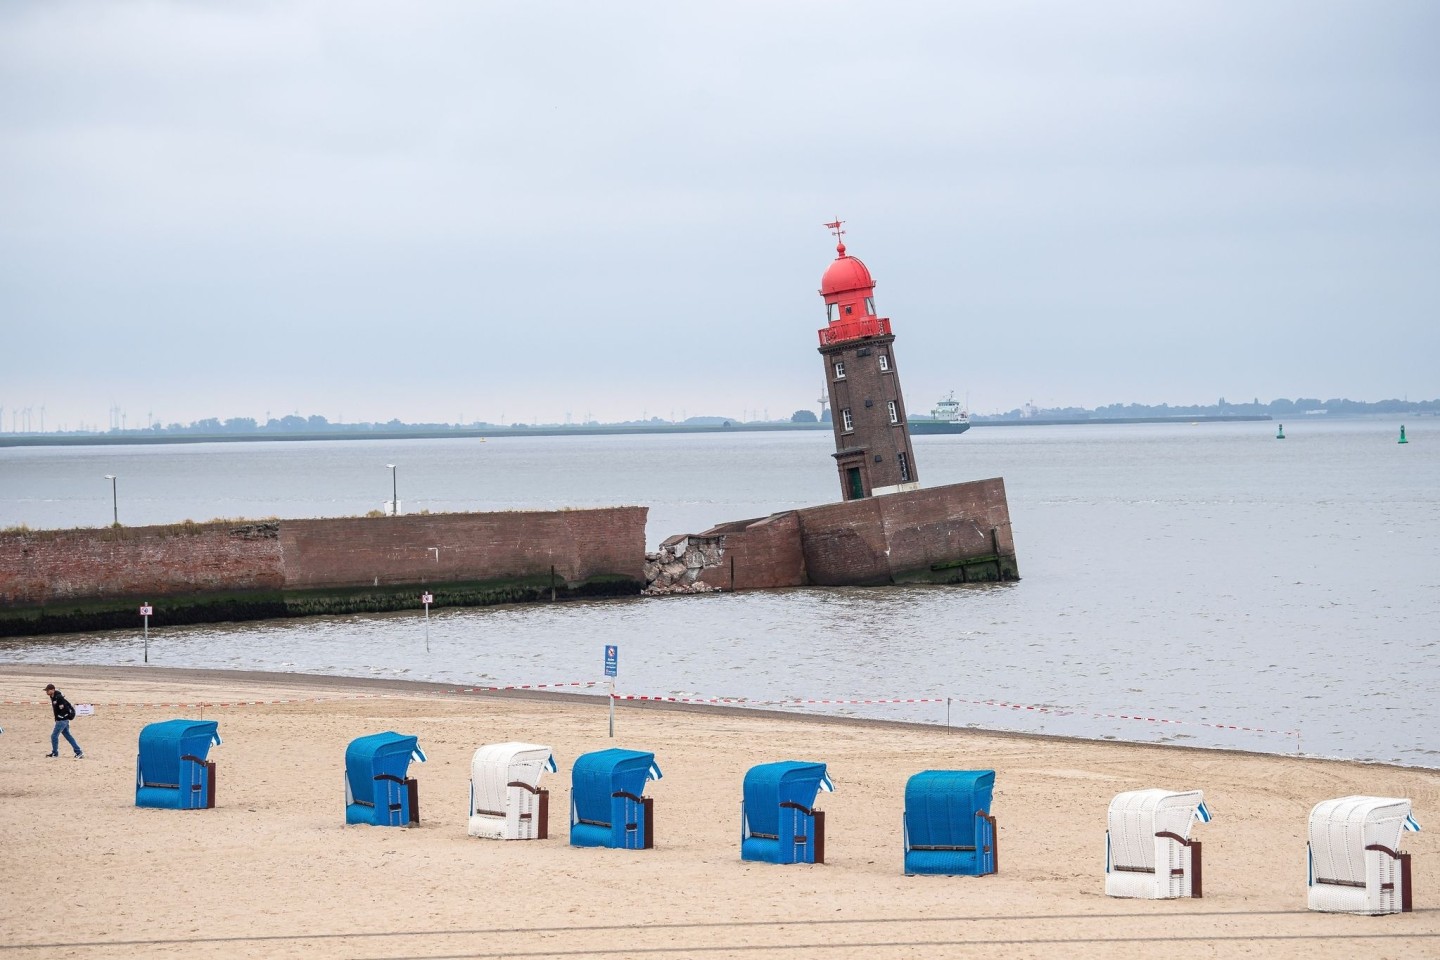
[824,218,847,256]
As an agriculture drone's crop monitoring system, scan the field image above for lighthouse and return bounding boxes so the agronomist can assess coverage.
[817,221,920,500]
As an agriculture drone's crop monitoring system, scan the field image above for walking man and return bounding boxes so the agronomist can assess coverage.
[44,683,83,759]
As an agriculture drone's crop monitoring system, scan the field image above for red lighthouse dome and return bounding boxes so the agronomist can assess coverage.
[820,245,875,297]
[817,223,889,346]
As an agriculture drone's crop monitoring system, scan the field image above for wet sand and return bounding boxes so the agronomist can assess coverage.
[1,664,1436,959]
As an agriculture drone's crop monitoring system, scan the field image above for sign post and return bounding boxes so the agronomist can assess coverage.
[421,592,433,652]
[139,604,153,663]
[604,644,618,738]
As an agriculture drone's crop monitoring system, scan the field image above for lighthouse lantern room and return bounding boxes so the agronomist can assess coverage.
[817,220,920,501]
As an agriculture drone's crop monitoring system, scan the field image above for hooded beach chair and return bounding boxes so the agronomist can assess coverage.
[469,742,558,840]
[569,748,662,849]
[135,719,221,810]
[1105,789,1212,898]
[1307,796,1420,914]
[903,770,998,876]
[344,732,427,826]
[740,761,834,864]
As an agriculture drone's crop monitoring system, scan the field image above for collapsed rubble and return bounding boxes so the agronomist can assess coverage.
[642,534,724,595]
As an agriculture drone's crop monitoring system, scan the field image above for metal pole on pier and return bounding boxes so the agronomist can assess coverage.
[421,592,433,652]
[140,603,152,663]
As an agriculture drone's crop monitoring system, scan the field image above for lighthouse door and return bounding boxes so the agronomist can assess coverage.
[845,467,865,501]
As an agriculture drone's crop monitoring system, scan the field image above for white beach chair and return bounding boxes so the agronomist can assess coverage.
[468,742,558,840]
[1308,796,1419,914]
[1105,789,1212,899]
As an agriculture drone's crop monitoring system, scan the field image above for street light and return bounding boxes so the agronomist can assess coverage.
[103,474,118,526]
[386,463,398,517]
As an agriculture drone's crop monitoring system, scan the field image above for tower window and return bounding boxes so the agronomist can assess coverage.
[841,408,853,432]
[834,361,846,380]
[878,354,890,371]
[826,302,839,323]
[888,401,899,424]
[865,297,875,315]
[898,451,911,482]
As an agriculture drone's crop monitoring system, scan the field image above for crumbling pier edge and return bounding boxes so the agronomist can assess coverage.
[645,477,1019,595]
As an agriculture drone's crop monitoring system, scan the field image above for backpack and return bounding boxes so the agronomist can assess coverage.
[56,696,76,721]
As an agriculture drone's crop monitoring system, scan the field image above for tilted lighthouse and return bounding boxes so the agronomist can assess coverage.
[639,219,1018,594]
[817,220,920,501]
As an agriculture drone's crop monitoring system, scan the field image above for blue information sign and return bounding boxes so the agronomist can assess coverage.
[604,644,618,678]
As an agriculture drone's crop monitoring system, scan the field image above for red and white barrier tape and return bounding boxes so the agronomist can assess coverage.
[0,696,390,708]
[3,681,1299,744]
[951,696,1299,739]
[611,691,1300,741]
[612,694,949,707]
[443,681,604,695]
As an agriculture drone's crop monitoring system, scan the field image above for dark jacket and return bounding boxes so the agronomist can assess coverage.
[49,690,76,722]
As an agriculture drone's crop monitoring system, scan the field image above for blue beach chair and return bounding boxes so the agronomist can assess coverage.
[344,732,428,826]
[569,748,662,849]
[903,770,998,876]
[740,760,834,864]
[135,719,222,809]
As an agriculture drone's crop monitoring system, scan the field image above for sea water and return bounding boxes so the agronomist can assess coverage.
[1,419,1436,766]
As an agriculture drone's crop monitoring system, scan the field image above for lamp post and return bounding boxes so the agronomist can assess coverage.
[386,463,398,516]
[104,474,118,526]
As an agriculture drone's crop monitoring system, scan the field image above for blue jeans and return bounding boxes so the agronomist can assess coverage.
[51,720,81,756]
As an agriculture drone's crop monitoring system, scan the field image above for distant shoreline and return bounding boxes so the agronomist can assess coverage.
[0,414,1280,448]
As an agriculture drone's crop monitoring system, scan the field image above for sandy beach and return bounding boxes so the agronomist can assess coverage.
[1,664,1434,959]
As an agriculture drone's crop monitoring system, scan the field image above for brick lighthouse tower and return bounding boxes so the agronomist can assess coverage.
[817,220,920,501]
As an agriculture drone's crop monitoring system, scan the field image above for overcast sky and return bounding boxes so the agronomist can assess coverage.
[2,1,1436,430]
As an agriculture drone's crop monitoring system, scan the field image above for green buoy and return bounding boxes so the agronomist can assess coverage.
[1399,425,1408,444]
[1277,423,1285,440]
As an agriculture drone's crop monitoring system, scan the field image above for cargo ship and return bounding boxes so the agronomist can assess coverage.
[909,392,971,435]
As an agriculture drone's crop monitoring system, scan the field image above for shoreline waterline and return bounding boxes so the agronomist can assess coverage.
[5,662,1430,773]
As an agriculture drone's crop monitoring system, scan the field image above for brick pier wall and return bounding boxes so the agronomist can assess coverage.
[798,478,1015,586]
[277,509,646,591]
[0,507,648,607]
[0,523,286,605]
[685,512,806,592]
[651,478,1017,592]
